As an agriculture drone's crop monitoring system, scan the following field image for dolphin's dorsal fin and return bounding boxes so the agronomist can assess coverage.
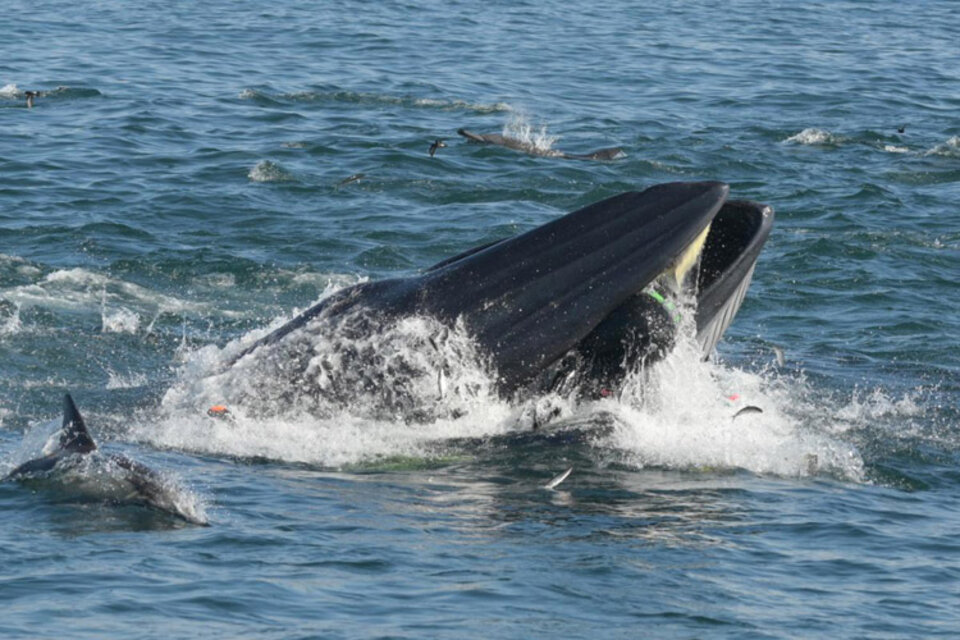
[59,394,96,453]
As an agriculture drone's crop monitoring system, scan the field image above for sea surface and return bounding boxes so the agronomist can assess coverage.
[2,1,959,638]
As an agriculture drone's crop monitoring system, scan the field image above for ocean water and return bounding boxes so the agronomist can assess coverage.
[1,0,958,637]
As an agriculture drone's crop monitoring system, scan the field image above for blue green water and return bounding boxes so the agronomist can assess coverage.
[2,1,959,637]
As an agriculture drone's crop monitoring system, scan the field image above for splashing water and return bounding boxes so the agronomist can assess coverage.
[0,300,21,336]
[160,310,499,423]
[101,290,141,334]
[502,114,560,153]
[105,369,149,390]
[0,83,21,98]
[602,339,865,480]
[137,280,869,481]
[248,160,295,183]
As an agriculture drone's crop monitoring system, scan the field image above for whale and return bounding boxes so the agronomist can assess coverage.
[5,394,207,525]
[457,128,625,161]
[211,182,773,420]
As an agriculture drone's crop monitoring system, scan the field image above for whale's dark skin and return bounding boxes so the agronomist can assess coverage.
[457,128,625,161]
[228,182,773,401]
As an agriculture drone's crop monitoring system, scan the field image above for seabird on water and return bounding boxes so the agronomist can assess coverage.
[429,139,446,157]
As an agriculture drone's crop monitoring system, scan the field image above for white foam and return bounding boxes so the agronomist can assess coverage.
[101,306,140,334]
[0,83,20,98]
[106,369,149,390]
[832,387,922,422]
[16,265,41,277]
[785,128,837,145]
[144,290,512,466]
[3,267,210,317]
[883,144,910,154]
[0,302,21,336]
[290,272,366,290]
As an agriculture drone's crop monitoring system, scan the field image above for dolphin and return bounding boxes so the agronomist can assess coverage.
[215,182,773,417]
[457,128,625,161]
[5,394,207,525]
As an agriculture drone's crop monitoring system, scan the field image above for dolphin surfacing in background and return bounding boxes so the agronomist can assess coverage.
[5,394,207,525]
[227,181,773,403]
[457,128,625,161]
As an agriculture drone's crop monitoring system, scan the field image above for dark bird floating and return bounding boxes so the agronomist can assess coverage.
[429,139,447,157]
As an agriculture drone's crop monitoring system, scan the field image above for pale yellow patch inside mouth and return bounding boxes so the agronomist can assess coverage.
[662,223,711,293]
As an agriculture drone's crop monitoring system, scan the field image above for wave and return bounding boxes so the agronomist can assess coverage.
[238,87,512,113]
[924,136,960,158]
[412,97,513,113]
[248,160,296,183]
[785,130,960,158]
[784,128,841,146]
[1,266,211,329]
[0,253,42,280]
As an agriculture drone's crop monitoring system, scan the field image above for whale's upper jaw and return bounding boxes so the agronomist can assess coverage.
[419,181,730,388]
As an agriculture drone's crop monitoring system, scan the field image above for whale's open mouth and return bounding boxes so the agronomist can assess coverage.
[528,190,774,397]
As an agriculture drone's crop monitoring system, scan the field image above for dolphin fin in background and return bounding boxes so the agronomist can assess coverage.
[3,394,93,480]
[4,395,208,525]
[59,393,97,454]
